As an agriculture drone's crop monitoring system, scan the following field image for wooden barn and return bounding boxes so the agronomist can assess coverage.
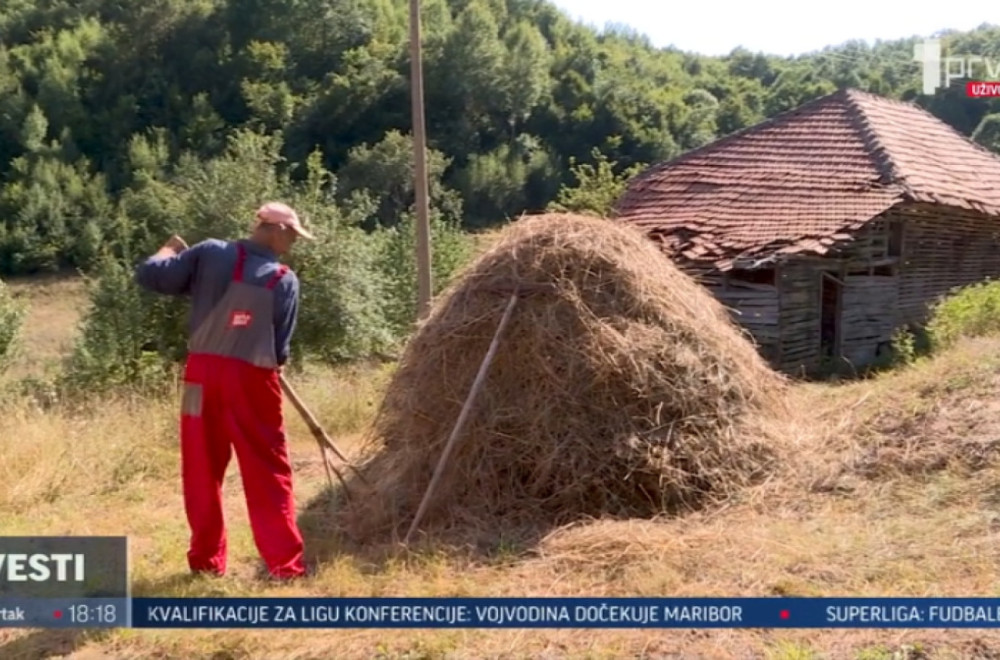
[614,88,1000,375]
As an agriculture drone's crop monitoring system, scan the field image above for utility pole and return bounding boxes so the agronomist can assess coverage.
[409,0,433,320]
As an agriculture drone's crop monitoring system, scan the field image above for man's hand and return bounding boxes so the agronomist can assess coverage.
[154,234,188,259]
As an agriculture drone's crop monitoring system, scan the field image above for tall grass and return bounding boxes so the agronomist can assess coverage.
[0,363,385,514]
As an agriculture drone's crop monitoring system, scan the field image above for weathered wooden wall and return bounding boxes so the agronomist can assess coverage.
[686,216,904,375]
[703,273,780,364]
[893,203,1000,326]
[673,202,1000,376]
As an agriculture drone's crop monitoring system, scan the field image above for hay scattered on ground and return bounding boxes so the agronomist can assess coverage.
[533,519,685,568]
[339,213,789,543]
[846,371,1000,480]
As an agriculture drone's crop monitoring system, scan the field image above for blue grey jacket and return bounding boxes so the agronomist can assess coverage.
[134,239,298,365]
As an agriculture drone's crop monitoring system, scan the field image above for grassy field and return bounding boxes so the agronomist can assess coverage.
[4,276,1000,658]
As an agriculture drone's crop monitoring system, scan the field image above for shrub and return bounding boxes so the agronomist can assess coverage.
[887,326,919,367]
[60,256,179,395]
[286,210,396,365]
[926,279,1000,350]
[0,277,25,371]
[281,150,402,364]
[546,148,645,218]
[374,210,475,339]
[0,153,115,275]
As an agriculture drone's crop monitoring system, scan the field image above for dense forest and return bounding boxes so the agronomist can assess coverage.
[1,0,999,275]
[2,1,1000,387]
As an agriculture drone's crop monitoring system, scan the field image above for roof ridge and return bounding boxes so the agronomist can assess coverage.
[843,87,1000,199]
[623,86,1000,199]
[902,94,1000,164]
[615,89,856,197]
[840,89,903,189]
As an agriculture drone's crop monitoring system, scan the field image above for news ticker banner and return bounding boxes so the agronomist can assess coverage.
[11,537,1000,629]
[125,597,1000,629]
[4,597,1000,629]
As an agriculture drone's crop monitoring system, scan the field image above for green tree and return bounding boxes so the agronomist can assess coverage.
[336,130,462,229]
[0,152,113,274]
[498,21,551,135]
[456,135,559,225]
[548,148,645,217]
[374,210,474,339]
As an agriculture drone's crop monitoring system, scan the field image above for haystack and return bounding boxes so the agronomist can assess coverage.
[340,213,787,541]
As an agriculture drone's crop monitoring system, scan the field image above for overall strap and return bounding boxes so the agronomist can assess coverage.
[232,243,247,282]
[266,264,290,290]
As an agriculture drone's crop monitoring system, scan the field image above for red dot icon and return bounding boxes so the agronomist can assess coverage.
[780,610,790,620]
[53,611,62,619]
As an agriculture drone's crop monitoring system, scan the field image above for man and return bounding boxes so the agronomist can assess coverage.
[135,202,314,580]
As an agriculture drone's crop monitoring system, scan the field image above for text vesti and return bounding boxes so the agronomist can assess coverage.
[0,554,85,582]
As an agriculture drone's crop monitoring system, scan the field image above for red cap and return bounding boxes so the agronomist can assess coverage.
[255,202,314,239]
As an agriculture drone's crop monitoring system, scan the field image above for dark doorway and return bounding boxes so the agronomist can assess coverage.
[820,272,843,360]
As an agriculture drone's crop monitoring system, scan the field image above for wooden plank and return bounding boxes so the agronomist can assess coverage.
[781,291,815,305]
[774,262,784,368]
[734,311,779,320]
[833,261,845,360]
[782,348,821,361]
[723,281,777,292]
[782,313,819,326]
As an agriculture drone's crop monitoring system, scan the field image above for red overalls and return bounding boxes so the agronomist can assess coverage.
[179,243,306,579]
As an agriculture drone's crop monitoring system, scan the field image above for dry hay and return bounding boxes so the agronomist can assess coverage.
[533,519,684,568]
[846,371,1000,480]
[339,213,789,543]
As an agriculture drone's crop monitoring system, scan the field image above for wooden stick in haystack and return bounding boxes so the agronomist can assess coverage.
[403,286,521,545]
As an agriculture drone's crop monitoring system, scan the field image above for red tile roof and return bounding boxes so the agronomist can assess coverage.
[614,88,1000,270]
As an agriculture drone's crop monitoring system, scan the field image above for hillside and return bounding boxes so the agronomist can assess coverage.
[5,281,1000,657]
[1,0,1000,276]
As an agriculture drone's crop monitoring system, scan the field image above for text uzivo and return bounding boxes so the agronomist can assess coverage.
[967,81,1000,97]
